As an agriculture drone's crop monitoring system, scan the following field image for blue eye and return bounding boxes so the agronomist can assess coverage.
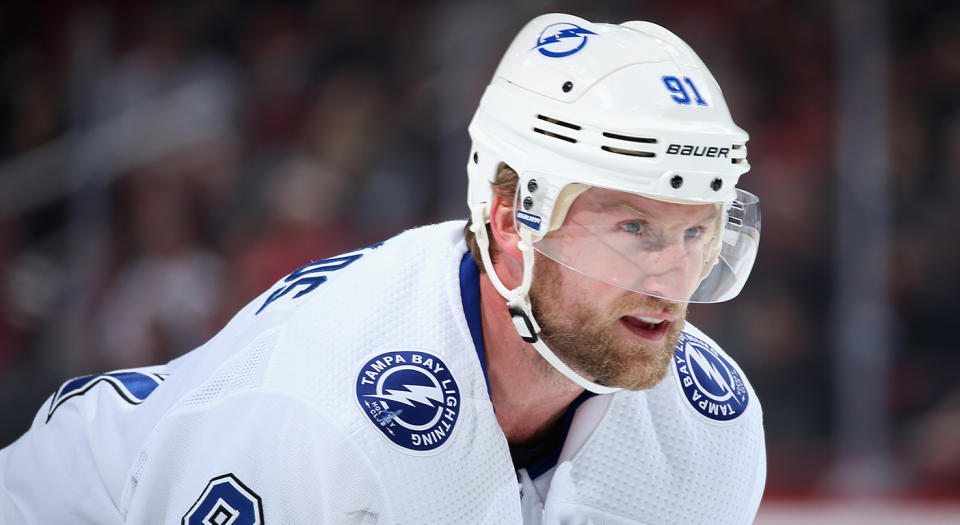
[684,227,704,239]
[621,221,645,235]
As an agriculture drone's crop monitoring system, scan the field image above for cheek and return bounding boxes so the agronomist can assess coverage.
[551,270,614,315]
[534,254,651,331]
[561,267,628,311]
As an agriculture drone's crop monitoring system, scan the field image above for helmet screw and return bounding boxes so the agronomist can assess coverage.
[523,196,534,210]
[527,179,538,193]
[562,81,573,93]
[670,175,684,189]
[711,178,723,191]
[473,151,479,164]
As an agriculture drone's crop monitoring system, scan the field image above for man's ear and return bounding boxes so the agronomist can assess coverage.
[489,193,524,263]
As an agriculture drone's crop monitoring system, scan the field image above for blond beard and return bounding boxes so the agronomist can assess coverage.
[528,255,686,391]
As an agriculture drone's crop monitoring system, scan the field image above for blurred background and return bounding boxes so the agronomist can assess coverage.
[0,0,957,521]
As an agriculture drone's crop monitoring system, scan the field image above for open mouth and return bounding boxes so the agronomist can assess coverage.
[620,315,671,341]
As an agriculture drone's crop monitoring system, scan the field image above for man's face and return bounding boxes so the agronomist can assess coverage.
[527,188,719,390]
[529,253,686,390]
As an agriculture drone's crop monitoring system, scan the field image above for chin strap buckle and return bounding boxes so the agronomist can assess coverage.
[508,307,539,343]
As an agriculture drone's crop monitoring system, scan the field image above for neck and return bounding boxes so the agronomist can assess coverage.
[478,272,583,445]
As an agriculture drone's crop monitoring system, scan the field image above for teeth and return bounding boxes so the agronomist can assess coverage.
[635,316,664,325]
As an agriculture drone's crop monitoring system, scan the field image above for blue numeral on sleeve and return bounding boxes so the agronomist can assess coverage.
[183,474,263,525]
[256,251,366,315]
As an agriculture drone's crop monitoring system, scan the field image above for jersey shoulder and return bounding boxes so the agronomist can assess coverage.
[547,322,766,524]
[139,220,520,523]
[669,321,761,423]
[253,219,492,436]
[0,221,498,523]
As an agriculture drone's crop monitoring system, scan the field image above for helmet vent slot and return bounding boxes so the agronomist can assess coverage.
[731,158,744,164]
[601,145,655,158]
[533,127,577,143]
[602,132,657,144]
[536,114,581,130]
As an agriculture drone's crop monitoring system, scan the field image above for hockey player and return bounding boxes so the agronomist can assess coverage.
[0,14,765,524]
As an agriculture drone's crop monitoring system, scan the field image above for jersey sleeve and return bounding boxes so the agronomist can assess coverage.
[124,388,395,524]
[0,392,125,524]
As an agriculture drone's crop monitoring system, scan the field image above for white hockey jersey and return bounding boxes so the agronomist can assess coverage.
[0,220,765,524]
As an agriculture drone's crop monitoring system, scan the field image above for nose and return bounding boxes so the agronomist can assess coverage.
[638,239,695,300]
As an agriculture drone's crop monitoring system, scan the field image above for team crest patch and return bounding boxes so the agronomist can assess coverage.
[356,350,461,454]
[673,332,748,421]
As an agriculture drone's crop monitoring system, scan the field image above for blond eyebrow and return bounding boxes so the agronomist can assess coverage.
[698,205,722,224]
[614,201,721,227]
[614,202,653,219]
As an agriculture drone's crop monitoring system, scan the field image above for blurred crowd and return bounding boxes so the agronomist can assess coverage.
[0,0,957,500]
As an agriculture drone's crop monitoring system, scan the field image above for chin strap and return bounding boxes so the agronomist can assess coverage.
[470,205,620,395]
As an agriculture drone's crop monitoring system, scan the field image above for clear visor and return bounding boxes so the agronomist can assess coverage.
[518,186,760,303]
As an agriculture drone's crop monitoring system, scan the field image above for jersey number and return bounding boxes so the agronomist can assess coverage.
[182,474,263,525]
[256,243,381,315]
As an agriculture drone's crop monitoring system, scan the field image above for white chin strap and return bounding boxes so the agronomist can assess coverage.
[470,205,620,395]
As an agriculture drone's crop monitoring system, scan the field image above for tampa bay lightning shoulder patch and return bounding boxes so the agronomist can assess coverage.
[356,350,461,454]
[672,332,748,422]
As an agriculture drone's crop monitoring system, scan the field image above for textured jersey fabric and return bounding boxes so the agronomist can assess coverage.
[0,220,765,524]
[529,323,766,524]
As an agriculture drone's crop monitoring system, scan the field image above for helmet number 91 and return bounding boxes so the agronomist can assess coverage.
[662,75,708,106]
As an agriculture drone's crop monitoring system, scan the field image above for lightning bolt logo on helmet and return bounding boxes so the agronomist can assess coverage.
[533,22,597,58]
[673,332,749,422]
[356,350,461,454]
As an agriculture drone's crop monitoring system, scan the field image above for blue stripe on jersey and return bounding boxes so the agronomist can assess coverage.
[524,390,596,479]
[46,371,166,422]
[459,252,493,404]
[61,374,98,395]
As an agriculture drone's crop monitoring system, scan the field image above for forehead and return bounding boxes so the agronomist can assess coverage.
[566,187,719,224]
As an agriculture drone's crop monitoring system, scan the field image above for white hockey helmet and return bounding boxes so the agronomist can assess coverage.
[465,14,760,392]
